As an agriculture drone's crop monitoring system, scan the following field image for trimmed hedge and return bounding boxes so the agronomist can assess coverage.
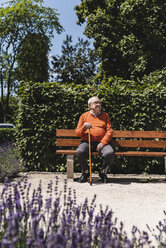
[17,80,166,173]
[0,96,19,123]
[0,129,16,144]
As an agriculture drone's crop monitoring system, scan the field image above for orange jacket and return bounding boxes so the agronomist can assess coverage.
[75,111,113,146]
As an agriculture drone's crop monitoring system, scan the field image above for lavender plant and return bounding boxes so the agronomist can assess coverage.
[0,143,24,181]
[0,177,165,247]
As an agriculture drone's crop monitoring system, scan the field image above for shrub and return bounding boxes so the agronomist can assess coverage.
[0,96,19,123]
[0,177,165,247]
[0,129,16,144]
[0,143,25,181]
[17,80,165,173]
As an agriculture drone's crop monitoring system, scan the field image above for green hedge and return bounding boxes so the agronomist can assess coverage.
[16,80,166,173]
[0,96,19,123]
[0,129,16,144]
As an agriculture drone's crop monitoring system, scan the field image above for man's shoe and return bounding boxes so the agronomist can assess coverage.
[99,172,108,183]
[79,173,89,183]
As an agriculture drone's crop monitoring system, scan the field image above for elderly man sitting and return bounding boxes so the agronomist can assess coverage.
[75,96,114,183]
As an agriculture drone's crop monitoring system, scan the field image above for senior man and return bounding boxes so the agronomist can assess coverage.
[75,96,114,183]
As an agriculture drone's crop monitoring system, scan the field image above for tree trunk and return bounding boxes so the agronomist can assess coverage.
[0,71,9,123]
[2,103,7,123]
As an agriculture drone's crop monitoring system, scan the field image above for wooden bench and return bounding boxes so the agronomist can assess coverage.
[56,129,166,179]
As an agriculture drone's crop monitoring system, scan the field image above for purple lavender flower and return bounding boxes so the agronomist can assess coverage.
[0,176,164,247]
[0,143,24,181]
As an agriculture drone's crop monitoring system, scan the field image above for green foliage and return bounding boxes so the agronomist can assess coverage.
[140,68,166,88]
[17,76,165,173]
[16,33,50,83]
[0,129,16,144]
[75,0,166,80]
[0,96,19,123]
[17,82,90,171]
[0,0,63,122]
[99,80,165,131]
[51,35,99,84]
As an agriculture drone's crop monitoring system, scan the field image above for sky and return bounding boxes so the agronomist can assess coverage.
[43,0,91,56]
[0,0,93,56]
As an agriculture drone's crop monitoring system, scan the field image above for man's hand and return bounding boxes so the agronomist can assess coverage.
[97,143,104,152]
[83,123,92,130]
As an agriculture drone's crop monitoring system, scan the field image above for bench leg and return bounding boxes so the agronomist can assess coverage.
[66,155,74,179]
[164,156,166,175]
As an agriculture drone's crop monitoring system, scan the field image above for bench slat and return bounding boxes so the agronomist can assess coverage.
[116,151,166,157]
[56,150,166,157]
[111,140,166,148]
[57,139,81,146]
[56,129,77,137]
[113,130,166,138]
[56,150,98,155]
[56,129,166,139]
[57,139,166,148]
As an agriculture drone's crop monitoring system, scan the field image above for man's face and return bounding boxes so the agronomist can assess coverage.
[90,98,101,112]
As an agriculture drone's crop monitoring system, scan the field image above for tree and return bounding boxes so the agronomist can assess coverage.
[51,35,99,84]
[0,0,63,123]
[75,0,166,81]
[16,33,50,83]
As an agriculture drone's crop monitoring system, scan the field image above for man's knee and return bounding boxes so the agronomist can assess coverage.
[102,145,114,158]
[109,148,115,157]
[76,145,88,159]
[76,149,86,157]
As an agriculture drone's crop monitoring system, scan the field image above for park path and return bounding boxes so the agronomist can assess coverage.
[1,172,166,244]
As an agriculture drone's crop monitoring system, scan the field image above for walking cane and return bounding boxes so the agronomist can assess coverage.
[88,128,92,186]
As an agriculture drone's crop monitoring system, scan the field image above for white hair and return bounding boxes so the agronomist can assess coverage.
[88,96,100,107]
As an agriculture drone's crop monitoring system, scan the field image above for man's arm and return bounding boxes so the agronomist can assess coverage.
[100,113,113,146]
[75,114,92,137]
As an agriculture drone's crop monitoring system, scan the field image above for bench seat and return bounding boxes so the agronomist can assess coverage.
[56,129,166,179]
[56,150,166,157]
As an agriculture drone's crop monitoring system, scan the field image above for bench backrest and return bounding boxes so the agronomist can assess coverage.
[56,129,166,149]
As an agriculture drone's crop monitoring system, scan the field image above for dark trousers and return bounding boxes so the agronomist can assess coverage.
[76,141,114,174]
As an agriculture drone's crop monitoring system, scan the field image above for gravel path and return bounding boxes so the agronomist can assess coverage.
[1,172,166,243]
